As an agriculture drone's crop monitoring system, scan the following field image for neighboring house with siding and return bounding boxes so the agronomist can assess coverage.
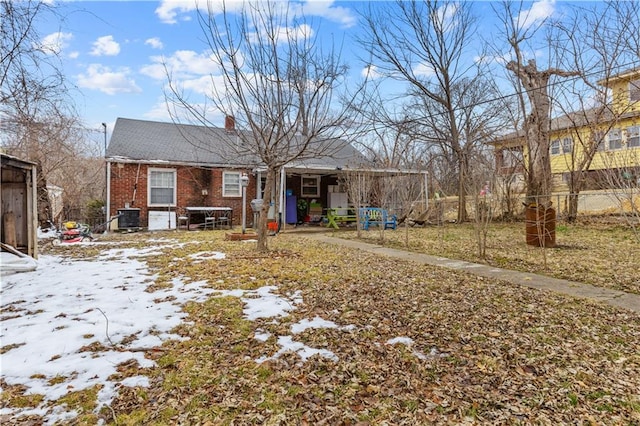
[491,68,640,193]
[106,117,377,230]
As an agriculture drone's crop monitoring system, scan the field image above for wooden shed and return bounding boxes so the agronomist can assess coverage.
[1,153,38,258]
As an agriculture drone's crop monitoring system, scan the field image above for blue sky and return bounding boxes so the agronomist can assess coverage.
[35,0,560,145]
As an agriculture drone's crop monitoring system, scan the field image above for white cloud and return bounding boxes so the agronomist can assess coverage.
[90,35,120,56]
[516,0,556,30]
[141,50,221,81]
[145,37,164,50]
[435,2,458,28]
[361,64,382,80]
[155,0,198,24]
[156,0,356,29]
[77,64,141,95]
[68,51,80,59]
[144,99,173,121]
[181,74,225,95]
[299,0,357,28]
[249,23,314,45]
[139,62,167,80]
[144,96,224,123]
[414,63,435,78]
[36,32,73,55]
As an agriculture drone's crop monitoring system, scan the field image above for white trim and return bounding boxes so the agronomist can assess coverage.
[301,174,320,197]
[147,167,177,207]
[222,171,242,197]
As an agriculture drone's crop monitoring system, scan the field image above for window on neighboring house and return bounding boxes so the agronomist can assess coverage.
[608,129,622,150]
[550,139,560,155]
[223,171,241,197]
[627,126,640,148]
[501,147,523,168]
[562,137,573,154]
[148,168,176,206]
[301,175,320,197]
[630,78,640,103]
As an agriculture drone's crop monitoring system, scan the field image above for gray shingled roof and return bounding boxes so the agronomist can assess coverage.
[490,106,622,145]
[107,117,370,171]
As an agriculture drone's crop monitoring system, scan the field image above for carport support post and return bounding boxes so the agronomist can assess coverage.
[241,173,249,234]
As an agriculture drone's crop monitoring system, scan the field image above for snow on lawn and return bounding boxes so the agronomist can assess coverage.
[1,241,219,423]
[0,238,351,424]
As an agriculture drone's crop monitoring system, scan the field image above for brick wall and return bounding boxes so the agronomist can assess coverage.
[108,162,256,227]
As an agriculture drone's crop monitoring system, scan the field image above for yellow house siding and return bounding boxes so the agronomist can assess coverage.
[491,68,640,188]
[548,115,640,173]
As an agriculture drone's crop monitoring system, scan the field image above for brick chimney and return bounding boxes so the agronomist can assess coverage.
[224,115,235,132]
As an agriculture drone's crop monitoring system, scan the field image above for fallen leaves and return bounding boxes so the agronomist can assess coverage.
[8,227,638,425]
[337,221,640,294]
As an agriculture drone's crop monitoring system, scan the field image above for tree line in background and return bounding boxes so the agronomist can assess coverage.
[2,0,639,248]
[1,0,106,227]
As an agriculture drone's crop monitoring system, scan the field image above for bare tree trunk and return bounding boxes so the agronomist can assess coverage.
[506,59,578,206]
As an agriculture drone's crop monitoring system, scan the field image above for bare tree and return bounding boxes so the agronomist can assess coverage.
[495,1,579,207]
[550,1,640,221]
[1,0,83,225]
[466,149,496,258]
[339,170,374,238]
[598,146,640,241]
[358,0,504,223]
[165,1,352,252]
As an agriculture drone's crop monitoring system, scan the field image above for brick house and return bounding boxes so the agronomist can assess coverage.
[106,117,372,230]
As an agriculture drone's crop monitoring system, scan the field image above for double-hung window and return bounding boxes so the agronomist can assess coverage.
[223,171,241,197]
[301,175,320,197]
[627,126,640,148]
[148,168,176,206]
[561,137,573,154]
[608,129,622,150]
[550,140,560,155]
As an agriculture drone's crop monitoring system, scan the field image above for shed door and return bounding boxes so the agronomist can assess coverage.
[2,182,27,250]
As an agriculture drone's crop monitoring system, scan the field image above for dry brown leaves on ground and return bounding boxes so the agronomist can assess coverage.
[102,231,640,425]
[335,221,639,295]
[8,229,640,425]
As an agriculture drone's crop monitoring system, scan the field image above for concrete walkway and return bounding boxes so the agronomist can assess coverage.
[305,233,640,314]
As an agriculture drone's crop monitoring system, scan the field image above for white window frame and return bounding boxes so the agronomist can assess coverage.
[608,129,622,150]
[550,139,560,155]
[148,168,177,207]
[301,175,320,197]
[627,126,640,148]
[561,137,573,154]
[222,171,241,197]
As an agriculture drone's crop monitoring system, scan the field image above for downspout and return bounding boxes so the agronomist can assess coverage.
[106,161,112,231]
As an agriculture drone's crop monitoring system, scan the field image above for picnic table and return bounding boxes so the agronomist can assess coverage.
[325,208,358,229]
[186,207,232,230]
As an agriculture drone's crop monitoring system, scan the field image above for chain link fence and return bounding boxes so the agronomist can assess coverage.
[402,189,640,226]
